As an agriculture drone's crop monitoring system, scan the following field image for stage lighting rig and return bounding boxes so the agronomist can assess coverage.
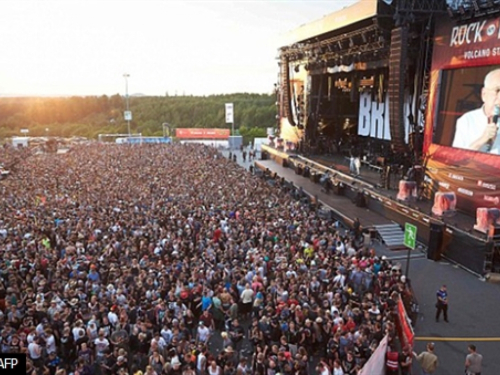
[446,0,500,19]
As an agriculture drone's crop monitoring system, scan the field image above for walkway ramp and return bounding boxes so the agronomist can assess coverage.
[374,223,406,250]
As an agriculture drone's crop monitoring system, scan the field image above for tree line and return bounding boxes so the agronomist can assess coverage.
[0,93,276,143]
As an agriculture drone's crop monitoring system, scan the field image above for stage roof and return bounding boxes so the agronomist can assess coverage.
[280,0,380,46]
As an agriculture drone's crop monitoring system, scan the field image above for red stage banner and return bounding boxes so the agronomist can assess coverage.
[397,298,414,348]
[175,128,230,139]
[424,15,500,214]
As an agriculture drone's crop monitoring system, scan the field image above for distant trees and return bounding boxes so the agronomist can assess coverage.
[0,93,276,143]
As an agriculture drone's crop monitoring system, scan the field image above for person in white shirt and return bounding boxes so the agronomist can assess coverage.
[45,329,57,354]
[94,330,110,358]
[453,68,500,153]
[107,308,119,327]
[72,320,86,342]
[333,270,346,288]
[196,347,207,374]
[332,359,344,375]
[27,337,43,365]
[316,360,331,375]
[160,325,173,345]
[197,321,211,344]
[240,283,254,317]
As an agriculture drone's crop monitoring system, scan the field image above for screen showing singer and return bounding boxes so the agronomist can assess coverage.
[452,69,500,153]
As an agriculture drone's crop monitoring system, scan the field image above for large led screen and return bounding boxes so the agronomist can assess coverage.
[423,15,500,214]
[433,65,500,153]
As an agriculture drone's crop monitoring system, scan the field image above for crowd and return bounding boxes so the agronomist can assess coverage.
[0,143,407,375]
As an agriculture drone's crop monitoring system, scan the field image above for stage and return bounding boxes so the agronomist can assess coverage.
[307,153,480,236]
[259,144,494,276]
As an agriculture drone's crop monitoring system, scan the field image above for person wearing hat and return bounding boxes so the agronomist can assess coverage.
[196,321,211,345]
[312,317,326,356]
[223,346,238,369]
[109,354,128,375]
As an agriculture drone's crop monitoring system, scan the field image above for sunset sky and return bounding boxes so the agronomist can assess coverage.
[0,0,357,97]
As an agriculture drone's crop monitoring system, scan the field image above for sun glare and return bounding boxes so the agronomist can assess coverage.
[0,0,355,96]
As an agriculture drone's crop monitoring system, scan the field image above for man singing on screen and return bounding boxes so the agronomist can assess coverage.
[453,69,500,153]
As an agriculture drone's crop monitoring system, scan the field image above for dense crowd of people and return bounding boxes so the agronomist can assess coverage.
[0,143,407,375]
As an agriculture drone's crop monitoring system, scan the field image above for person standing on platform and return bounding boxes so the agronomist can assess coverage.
[354,155,361,176]
[465,344,483,375]
[413,342,438,375]
[435,284,448,322]
[349,152,360,176]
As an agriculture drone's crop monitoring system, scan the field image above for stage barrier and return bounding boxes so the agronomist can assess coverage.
[358,335,388,375]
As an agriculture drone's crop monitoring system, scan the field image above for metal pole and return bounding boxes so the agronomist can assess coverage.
[162,123,169,138]
[405,246,411,278]
[124,73,130,135]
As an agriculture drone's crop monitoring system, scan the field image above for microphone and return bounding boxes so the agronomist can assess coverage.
[487,105,500,151]
[494,104,500,124]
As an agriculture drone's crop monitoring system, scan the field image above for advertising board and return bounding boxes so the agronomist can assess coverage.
[175,128,230,139]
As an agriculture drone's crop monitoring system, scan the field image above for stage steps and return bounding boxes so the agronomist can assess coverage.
[374,223,406,250]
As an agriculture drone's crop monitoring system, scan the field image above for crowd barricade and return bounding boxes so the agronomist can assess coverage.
[358,335,388,375]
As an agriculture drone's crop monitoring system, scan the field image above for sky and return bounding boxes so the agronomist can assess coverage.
[0,0,359,97]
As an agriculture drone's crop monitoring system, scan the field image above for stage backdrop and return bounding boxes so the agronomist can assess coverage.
[424,15,500,214]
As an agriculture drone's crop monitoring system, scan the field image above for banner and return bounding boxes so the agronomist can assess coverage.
[397,298,415,348]
[359,334,388,375]
[175,128,230,139]
[225,103,234,123]
[424,15,500,214]
[358,92,413,142]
